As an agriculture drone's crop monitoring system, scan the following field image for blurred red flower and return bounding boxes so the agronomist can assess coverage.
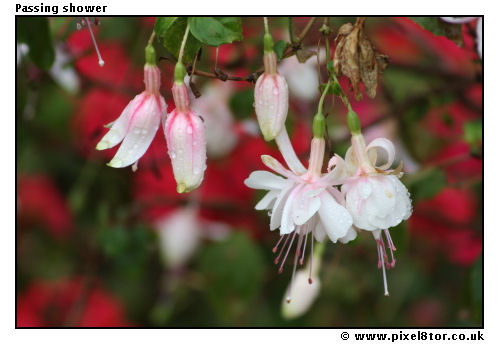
[17,175,73,238]
[17,277,130,327]
[409,187,482,266]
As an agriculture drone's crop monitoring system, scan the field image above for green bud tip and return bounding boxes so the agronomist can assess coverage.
[312,112,326,138]
[347,109,361,134]
[176,183,186,194]
[174,62,186,84]
[145,44,156,65]
[263,33,274,53]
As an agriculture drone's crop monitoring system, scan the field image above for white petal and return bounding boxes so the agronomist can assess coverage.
[366,138,396,171]
[244,171,288,190]
[255,190,279,210]
[96,94,140,150]
[318,154,348,186]
[274,129,307,175]
[108,96,161,168]
[339,226,357,244]
[318,192,352,242]
[270,182,294,230]
[314,221,327,242]
[261,155,300,181]
[292,186,321,226]
[280,185,303,235]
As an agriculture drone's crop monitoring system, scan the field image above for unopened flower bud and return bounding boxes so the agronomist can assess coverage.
[96,63,167,168]
[164,82,207,193]
[254,51,289,141]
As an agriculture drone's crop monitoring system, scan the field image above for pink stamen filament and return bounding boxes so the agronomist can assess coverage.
[85,17,105,67]
[274,233,291,264]
[309,227,314,284]
[300,231,308,265]
[286,226,305,303]
[278,231,297,274]
[272,235,285,253]
[378,243,389,296]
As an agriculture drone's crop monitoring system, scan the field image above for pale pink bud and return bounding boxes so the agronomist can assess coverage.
[254,51,289,141]
[96,64,167,168]
[164,83,207,193]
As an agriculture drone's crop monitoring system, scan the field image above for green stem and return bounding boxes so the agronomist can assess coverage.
[263,17,269,34]
[148,30,156,45]
[178,22,190,63]
[317,79,331,114]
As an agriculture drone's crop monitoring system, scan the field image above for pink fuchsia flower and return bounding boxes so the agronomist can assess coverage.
[164,79,207,193]
[244,132,355,290]
[96,52,167,168]
[254,49,289,141]
[341,133,412,295]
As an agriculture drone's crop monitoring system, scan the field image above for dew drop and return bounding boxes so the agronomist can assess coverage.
[133,128,141,135]
[273,88,279,95]
[187,127,193,134]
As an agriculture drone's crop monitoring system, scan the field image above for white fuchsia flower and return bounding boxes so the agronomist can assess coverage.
[254,34,289,141]
[341,133,412,295]
[164,75,207,194]
[244,131,355,293]
[96,59,167,169]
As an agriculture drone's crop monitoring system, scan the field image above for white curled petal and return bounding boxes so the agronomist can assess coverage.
[319,155,348,186]
[244,171,287,190]
[366,138,396,171]
[108,96,161,168]
[255,190,279,210]
[339,226,357,244]
[96,94,141,150]
[318,192,352,242]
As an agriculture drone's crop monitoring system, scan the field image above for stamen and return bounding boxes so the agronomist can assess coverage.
[300,231,308,265]
[378,243,389,296]
[274,233,291,264]
[383,229,396,267]
[272,235,285,253]
[85,17,105,67]
[279,230,297,274]
[286,227,304,303]
[309,228,314,284]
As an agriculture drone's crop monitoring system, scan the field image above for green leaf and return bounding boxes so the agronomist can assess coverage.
[17,17,55,70]
[273,40,288,61]
[154,17,201,64]
[463,120,482,152]
[404,168,447,202]
[188,17,243,46]
[229,88,254,120]
[410,17,463,46]
[198,232,265,321]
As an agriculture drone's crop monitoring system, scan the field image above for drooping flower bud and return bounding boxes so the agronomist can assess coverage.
[254,50,289,141]
[96,45,167,168]
[155,207,201,269]
[164,65,207,193]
